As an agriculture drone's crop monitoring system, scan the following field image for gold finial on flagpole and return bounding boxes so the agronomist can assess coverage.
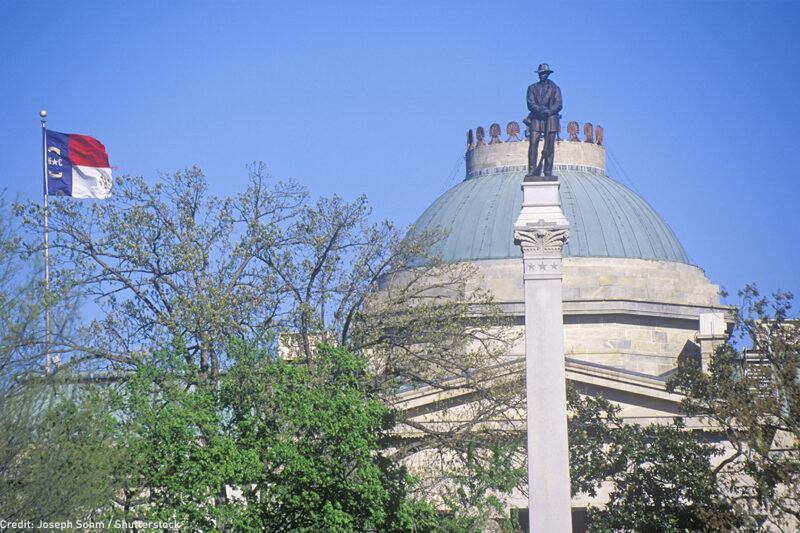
[40,110,47,118]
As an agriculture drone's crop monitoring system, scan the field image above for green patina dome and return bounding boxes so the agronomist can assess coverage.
[412,165,688,264]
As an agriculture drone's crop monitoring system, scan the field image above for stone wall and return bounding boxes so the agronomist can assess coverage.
[469,256,721,308]
[466,256,729,375]
[466,139,606,176]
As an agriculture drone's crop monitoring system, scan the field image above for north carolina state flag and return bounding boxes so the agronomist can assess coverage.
[45,130,112,198]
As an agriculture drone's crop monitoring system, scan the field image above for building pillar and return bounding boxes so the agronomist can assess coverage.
[698,311,727,372]
[513,178,572,533]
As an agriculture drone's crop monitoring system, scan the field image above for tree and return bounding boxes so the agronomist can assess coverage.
[0,192,117,524]
[18,165,521,510]
[0,191,79,390]
[567,285,800,532]
[435,438,526,533]
[669,285,800,531]
[18,165,306,379]
[567,386,629,499]
[0,381,121,525]
[566,386,743,533]
[108,339,436,532]
[586,422,737,532]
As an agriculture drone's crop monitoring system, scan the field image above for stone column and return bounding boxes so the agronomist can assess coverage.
[513,178,572,533]
[698,311,727,373]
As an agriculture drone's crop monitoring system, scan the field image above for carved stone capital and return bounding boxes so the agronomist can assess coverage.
[514,225,569,255]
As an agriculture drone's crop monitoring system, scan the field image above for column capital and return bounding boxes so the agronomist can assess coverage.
[514,223,570,256]
[515,223,569,279]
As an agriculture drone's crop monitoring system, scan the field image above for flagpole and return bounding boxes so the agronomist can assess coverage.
[40,110,51,374]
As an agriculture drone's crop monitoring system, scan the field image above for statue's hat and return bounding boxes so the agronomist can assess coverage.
[536,63,553,74]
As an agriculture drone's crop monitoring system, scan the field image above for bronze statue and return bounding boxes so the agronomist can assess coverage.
[525,63,562,178]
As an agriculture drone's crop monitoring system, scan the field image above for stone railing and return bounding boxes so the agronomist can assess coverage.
[467,121,603,150]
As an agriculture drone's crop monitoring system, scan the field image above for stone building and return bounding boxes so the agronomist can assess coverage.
[391,123,734,528]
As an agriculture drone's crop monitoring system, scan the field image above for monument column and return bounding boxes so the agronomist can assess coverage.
[514,177,572,532]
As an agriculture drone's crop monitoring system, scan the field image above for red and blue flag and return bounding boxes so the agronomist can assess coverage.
[45,131,112,198]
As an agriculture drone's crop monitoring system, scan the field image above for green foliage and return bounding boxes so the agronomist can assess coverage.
[567,386,629,498]
[109,339,435,532]
[586,421,735,533]
[107,338,249,530]
[17,165,306,377]
[436,438,526,533]
[0,378,121,524]
[0,191,112,524]
[668,285,800,531]
[567,386,742,532]
[17,166,521,515]
[565,286,800,532]
[0,191,78,388]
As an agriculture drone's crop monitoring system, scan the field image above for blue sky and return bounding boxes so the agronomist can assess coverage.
[2,1,798,310]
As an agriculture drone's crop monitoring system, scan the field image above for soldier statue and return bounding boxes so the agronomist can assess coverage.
[525,63,562,178]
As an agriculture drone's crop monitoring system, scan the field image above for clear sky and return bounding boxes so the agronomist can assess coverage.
[2,1,798,310]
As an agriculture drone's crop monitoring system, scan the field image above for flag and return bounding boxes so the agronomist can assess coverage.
[45,130,112,198]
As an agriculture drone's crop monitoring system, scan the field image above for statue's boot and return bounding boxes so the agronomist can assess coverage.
[543,155,553,176]
[526,135,541,177]
[542,134,556,176]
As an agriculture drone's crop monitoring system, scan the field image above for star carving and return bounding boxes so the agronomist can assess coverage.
[524,259,562,274]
